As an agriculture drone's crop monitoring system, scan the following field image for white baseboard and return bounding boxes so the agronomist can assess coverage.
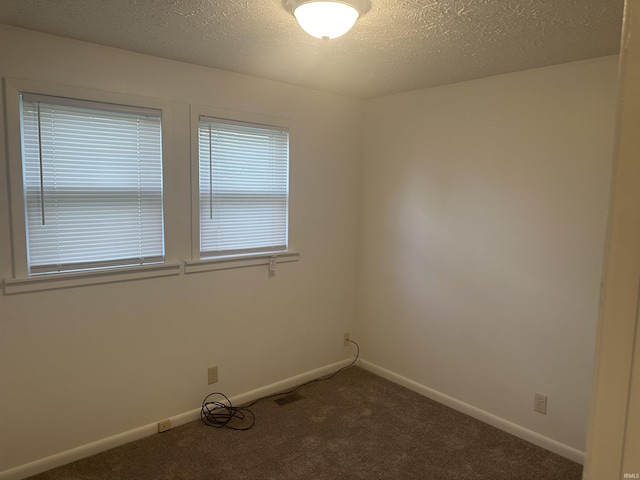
[358,359,585,465]
[0,358,353,480]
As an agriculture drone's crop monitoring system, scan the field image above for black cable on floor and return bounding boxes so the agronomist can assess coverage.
[200,391,256,430]
[200,339,360,430]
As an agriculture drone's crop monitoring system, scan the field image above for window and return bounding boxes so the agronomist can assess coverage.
[2,79,294,291]
[19,93,165,275]
[197,116,289,259]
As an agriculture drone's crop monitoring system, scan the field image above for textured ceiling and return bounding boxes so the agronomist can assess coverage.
[0,0,624,98]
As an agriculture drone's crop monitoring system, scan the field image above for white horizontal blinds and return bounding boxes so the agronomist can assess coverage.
[198,116,289,258]
[20,93,165,275]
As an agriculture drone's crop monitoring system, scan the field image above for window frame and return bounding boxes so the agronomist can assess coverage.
[187,104,298,273]
[3,78,180,293]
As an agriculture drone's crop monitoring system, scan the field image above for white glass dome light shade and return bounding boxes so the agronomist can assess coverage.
[292,1,362,39]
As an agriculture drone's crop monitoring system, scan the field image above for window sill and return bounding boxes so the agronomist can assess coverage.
[184,251,300,275]
[3,263,182,295]
[2,252,300,294]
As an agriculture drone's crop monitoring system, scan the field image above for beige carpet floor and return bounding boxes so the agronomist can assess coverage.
[28,366,582,480]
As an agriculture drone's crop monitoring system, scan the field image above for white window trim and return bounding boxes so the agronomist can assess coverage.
[3,263,182,295]
[189,104,298,268]
[184,251,300,275]
[3,77,173,289]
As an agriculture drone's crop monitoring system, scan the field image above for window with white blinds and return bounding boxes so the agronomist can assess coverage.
[20,93,165,275]
[198,116,289,258]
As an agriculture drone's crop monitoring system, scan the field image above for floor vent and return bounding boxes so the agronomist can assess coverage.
[273,392,304,406]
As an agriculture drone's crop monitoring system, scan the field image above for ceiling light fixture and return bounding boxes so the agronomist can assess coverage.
[283,0,371,40]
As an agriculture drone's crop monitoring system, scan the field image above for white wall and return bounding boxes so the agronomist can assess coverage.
[0,25,362,473]
[357,56,619,452]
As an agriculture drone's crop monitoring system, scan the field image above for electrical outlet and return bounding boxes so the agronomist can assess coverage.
[534,393,547,414]
[344,332,350,346]
[208,366,218,385]
[157,419,171,433]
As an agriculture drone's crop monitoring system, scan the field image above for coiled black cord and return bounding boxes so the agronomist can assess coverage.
[200,339,359,430]
[200,392,256,430]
